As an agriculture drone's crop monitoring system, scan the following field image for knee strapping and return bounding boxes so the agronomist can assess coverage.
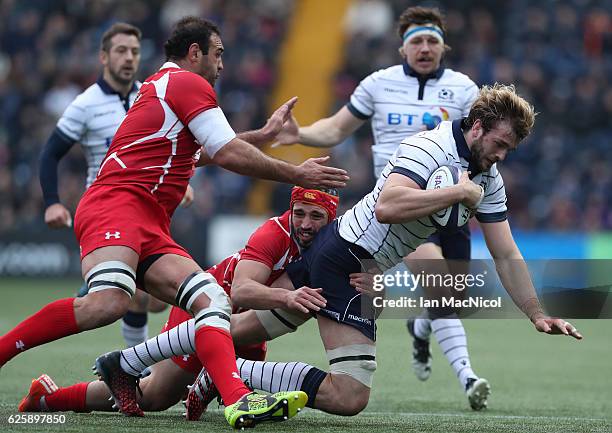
[176,272,231,332]
[254,308,310,339]
[85,261,136,297]
[326,344,377,388]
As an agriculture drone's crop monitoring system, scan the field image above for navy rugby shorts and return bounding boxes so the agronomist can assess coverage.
[286,221,377,341]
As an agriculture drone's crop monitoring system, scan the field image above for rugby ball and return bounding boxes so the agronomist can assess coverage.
[426,165,471,230]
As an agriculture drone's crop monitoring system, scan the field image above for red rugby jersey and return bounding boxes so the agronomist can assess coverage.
[208,211,300,297]
[94,62,235,217]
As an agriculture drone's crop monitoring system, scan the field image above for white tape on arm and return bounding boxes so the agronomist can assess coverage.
[188,107,237,158]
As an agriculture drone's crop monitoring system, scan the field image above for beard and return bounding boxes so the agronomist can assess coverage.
[109,66,135,86]
[469,137,489,172]
[291,228,315,249]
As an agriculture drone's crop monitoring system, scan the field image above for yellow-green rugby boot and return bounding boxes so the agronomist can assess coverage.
[225,390,308,429]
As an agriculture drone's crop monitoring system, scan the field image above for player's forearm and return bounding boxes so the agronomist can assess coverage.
[299,118,345,148]
[39,129,75,207]
[213,138,300,184]
[376,185,465,224]
[494,256,544,321]
[231,280,290,310]
[236,129,269,149]
[39,147,63,207]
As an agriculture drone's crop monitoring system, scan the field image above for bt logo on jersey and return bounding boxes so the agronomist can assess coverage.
[387,108,449,129]
[387,113,418,125]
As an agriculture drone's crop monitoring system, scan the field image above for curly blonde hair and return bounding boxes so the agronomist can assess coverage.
[464,83,536,142]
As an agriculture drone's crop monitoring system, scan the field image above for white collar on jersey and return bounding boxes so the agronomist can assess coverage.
[160,61,181,70]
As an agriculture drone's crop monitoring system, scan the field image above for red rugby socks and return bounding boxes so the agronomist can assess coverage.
[194,327,250,405]
[0,298,78,366]
[45,382,89,412]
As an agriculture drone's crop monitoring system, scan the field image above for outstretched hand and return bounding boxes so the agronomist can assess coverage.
[271,113,300,148]
[533,316,583,340]
[260,97,298,143]
[296,156,349,189]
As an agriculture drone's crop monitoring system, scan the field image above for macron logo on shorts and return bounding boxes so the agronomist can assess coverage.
[105,231,121,240]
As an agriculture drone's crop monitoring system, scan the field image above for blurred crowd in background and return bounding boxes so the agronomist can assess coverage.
[0,0,610,247]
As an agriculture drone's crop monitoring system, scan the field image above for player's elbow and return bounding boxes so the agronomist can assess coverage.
[210,143,234,168]
[375,201,393,224]
[230,282,249,308]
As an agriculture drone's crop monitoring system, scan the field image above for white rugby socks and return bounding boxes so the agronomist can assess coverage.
[236,358,313,393]
[430,317,477,388]
[119,319,195,376]
[121,311,148,348]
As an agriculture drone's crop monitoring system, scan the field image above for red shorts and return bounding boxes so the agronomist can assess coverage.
[74,185,190,261]
[162,306,267,374]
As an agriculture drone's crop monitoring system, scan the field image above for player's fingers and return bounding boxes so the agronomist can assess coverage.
[535,319,551,333]
[562,321,583,339]
[308,156,330,164]
[299,298,321,312]
[291,302,309,314]
[273,105,288,118]
[320,165,349,176]
[568,324,583,340]
[549,319,569,335]
[318,173,351,184]
[303,289,326,303]
[304,296,326,308]
[284,96,298,110]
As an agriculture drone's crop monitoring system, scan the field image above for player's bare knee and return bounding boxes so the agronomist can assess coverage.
[176,271,231,332]
[325,373,371,415]
[325,343,376,415]
[342,385,370,415]
[75,289,131,326]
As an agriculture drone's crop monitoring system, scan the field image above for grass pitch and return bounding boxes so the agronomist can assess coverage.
[0,278,610,432]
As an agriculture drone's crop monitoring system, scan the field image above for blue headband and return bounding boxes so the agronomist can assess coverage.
[402,25,444,43]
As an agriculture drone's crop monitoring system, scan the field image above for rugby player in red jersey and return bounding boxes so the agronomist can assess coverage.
[0,16,348,428]
[18,187,339,419]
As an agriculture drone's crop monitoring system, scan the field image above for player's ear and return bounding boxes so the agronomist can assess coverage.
[472,119,483,140]
[188,43,200,62]
[398,46,406,60]
[99,49,108,67]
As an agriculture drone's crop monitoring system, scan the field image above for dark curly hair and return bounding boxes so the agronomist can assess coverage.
[164,16,220,60]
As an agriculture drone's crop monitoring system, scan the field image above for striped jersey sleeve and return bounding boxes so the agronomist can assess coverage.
[56,96,88,142]
[390,134,449,189]
[347,70,381,119]
[476,165,507,222]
